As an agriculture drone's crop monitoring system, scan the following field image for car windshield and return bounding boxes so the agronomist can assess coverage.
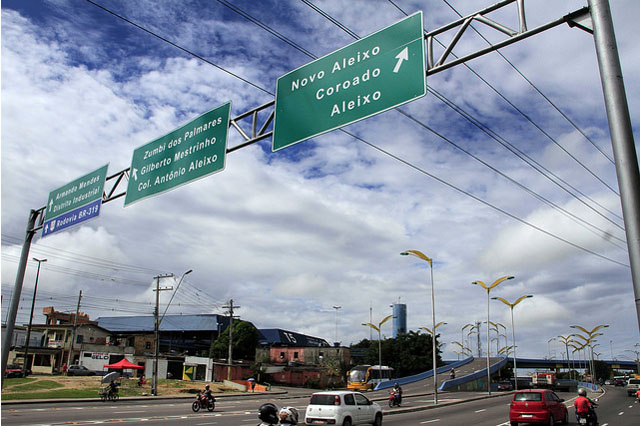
[514,393,542,401]
[629,379,640,384]
[310,394,338,405]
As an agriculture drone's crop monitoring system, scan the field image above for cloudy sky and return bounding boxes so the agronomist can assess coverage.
[2,0,639,364]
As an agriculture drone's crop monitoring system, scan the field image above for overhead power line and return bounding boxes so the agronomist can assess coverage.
[82,0,629,268]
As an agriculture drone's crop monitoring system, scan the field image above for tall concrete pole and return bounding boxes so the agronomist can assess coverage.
[589,0,640,331]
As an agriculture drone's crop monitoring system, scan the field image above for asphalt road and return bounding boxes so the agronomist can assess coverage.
[2,385,639,425]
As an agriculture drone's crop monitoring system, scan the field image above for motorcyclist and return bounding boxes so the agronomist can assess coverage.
[574,388,598,424]
[391,382,403,405]
[257,402,279,426]
[202,384,214,404]
[278,406,298,425]
[107,380,119,397]
[636,386,640,402]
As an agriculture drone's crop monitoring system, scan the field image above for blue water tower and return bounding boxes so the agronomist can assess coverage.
[392,304,407,338]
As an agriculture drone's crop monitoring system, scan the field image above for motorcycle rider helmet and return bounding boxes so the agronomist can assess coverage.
[205,385,210,390]
[279,406,298,424]
[578,388,587,396]
[258,403,279,424]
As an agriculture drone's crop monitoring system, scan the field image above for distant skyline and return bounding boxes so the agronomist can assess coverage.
[2,0,639,362]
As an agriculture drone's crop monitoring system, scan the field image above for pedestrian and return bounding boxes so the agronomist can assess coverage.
[62,363,68,376]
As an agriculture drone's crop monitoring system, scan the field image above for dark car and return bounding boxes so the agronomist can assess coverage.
[614,377,626,386]
[498,381,513,391]
[67,365,96,376]
[5,364,30,378]
[509,389,568,425]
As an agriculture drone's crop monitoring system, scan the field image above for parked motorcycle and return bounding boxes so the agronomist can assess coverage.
[388,391,401,407]
[192,392,215,412]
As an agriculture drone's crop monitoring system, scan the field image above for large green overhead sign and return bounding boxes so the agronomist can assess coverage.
[272,11,426,152]
[42,164,108,237]
[125,103,231,206]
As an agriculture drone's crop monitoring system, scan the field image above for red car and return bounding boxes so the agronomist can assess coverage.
[509,389,568,425]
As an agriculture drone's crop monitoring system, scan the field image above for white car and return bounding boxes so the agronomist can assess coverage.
[626,378,640,396]
[305,390,383,426]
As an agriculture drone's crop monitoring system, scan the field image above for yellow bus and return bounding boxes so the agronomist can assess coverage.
[346,365,395,390]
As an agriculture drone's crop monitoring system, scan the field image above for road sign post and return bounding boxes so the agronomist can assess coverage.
[125,102,231,206]
[273,11,425,151]
[42,164,108,237]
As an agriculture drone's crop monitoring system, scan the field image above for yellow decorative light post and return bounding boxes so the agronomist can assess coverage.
[472,276,514,394]
[362,314,394,374]
[491,294,532,391]
[401,250,438,404]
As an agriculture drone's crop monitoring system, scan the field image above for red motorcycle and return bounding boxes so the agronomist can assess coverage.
[388,391,401,407]
[192,392,215,412]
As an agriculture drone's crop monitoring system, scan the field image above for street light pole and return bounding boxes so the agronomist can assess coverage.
[362,314,393,375]
[401,250,438,404]
[333,306,342,345]
[22,257,47,377]
[492,294,533,391]
[473,276,514,395]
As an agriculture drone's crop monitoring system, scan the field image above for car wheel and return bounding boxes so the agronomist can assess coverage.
[561,408,568,425]
[510,422,518,426]
[342,417,352,426]
[548,414,554,426]
[373,413,382,426]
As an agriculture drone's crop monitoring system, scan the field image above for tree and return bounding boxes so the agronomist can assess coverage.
[351,331,442,377]
[210,320,260,360]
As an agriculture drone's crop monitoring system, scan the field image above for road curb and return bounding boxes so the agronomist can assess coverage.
[0,390,288,405]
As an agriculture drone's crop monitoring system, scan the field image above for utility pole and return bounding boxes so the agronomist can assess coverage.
[222,299,240,381]
[67,290,82,367]
[152,274,173,396]
[23,258,47,376]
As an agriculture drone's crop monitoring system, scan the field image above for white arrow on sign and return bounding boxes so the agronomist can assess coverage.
[49,199,53,212]
[132,168,138,181]
[393,47,409,73]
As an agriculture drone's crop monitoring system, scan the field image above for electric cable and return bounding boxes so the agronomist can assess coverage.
[79,0,631,271]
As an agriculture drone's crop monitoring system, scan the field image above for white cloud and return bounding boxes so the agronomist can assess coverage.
[2,0,639,363]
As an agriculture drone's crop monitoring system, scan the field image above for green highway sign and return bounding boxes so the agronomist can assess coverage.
[273,11,425,152]
[42,164,108,237]
[124,103,231,206]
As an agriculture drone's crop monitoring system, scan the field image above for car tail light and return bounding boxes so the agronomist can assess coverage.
[334,395,341,405]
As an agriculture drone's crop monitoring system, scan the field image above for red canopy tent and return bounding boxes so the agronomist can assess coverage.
[103,358,144,370]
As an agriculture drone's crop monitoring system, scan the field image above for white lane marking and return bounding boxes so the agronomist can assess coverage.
[475,409,486,413]
[114,410,146,414]
[618,411,624,415]
[420,420,440,424]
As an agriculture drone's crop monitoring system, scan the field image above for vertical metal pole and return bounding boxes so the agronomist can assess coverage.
[1,209,38,385]
[589,0,640,331]
[486,291,491,395]
[23,258,47,377]
[511,307,518,391]
[153,276,160,396]
[430,264,438,404]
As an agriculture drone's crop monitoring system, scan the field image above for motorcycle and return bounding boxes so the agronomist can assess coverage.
[98,384,119,402]
[192,392,215,412]
[388,391,401,407]
[575,401,598,426]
